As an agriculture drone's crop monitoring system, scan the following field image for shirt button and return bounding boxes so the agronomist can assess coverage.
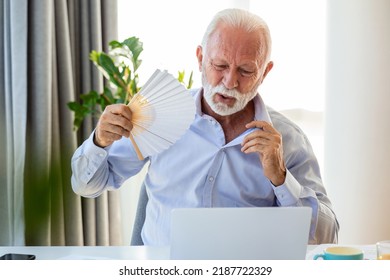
[208,176,214,182]
[99,153,104,157]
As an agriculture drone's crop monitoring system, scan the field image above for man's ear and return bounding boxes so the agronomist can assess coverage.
[261,61,274,82]
[196,45,203,71]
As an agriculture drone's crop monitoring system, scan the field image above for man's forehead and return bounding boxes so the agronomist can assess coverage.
[207,25,262,56]
[206,39,262,67]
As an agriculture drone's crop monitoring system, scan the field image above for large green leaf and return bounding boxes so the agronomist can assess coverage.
[98,53,126,88]
[123,37,143,72]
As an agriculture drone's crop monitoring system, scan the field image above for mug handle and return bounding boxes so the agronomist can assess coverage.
[313,254,324,260]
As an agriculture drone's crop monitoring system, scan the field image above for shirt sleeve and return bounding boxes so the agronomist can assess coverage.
[270,117,339,244]
[71,131,146,198]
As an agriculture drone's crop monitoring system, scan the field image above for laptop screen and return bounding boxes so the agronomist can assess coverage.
[170,207,312,260]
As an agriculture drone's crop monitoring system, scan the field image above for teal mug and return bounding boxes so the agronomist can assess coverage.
[314,246,364,260]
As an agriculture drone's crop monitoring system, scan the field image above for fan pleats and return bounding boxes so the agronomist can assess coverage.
[128,69,196,160]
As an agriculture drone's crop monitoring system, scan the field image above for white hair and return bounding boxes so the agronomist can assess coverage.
[201,8,272,63]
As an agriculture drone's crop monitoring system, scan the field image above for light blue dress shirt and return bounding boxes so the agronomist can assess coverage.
[71,88,339,245]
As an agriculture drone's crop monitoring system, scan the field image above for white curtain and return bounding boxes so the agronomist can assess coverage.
[0,0,28,246]
[1,0,122,246]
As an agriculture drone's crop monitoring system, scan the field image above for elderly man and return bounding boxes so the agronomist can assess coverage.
[71,8,339,245]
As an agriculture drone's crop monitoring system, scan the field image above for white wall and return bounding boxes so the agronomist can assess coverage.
[325,0,390,244]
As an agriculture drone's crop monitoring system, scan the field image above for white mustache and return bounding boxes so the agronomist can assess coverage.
[210,85,241,99]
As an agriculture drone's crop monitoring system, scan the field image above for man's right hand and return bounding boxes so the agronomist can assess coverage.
[94,104,133,148]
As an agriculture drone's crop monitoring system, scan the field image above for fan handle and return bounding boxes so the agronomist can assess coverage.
[129,133,145,160]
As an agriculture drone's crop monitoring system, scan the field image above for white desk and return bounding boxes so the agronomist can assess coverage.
[0,246,170,260]
[0,244,377,260]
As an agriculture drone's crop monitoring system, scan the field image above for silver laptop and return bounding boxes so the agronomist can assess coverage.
[170,207,312,260]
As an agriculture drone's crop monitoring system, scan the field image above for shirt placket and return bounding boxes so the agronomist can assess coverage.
[202,148,225,207]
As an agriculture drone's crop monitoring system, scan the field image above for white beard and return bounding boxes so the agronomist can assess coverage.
[202,75,259,116]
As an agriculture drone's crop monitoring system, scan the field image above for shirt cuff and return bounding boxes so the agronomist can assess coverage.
[79,132,109,183]
[271,170,302,206]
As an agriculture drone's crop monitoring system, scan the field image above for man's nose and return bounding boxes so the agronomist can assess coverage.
[222,70,239,89]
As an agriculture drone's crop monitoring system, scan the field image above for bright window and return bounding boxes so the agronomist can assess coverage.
[117,0,326,111]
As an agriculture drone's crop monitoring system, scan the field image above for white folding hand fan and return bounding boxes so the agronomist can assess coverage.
[127,69,196,160]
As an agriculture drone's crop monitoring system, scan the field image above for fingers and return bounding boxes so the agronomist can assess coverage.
[241,121,281,153]
[241,120,286,185]
[245,120,276,133]
[241,137,274,154]
[94,104,133,147]
[108,104,132,121]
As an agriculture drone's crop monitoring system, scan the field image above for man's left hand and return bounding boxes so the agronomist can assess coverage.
[241,120,286,186]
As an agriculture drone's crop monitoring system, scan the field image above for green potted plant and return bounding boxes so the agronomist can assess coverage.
[68,36,193,130]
